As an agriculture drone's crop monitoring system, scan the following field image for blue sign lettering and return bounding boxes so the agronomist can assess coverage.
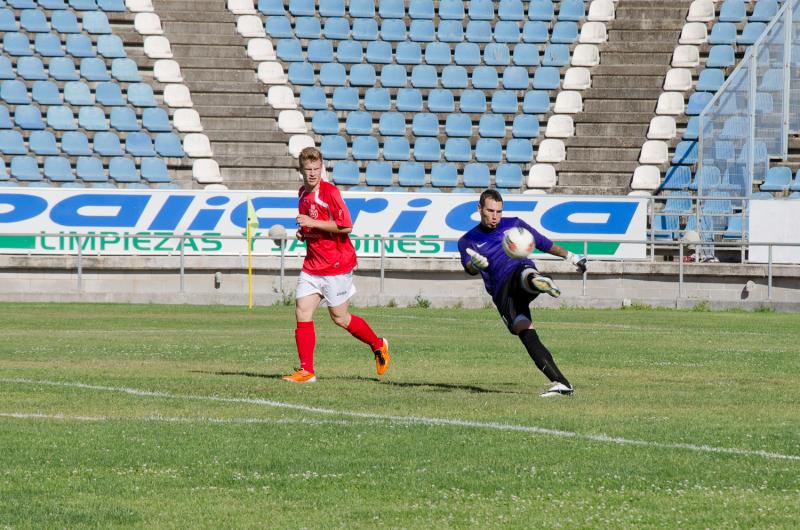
[49,194,150,227]
[0,193,47,223]
[188,196,229,231]
[148,195,194,231]
[540,201,637,234]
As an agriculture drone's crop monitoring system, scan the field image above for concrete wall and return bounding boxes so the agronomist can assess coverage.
[2,255,799,312]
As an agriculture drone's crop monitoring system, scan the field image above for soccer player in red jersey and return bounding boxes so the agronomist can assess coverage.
[282,147,390,383]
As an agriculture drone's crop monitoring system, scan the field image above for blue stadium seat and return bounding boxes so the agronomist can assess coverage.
[493,21,521,43]
[709,23,736,45]
[70,0,98,9]
[445,113,472,137]
[109,157,139,183]
[320,63,347,85]
[52,10,80,33]
[0,130,25,154]
[409,19,435,41]
[98,0,125,11]
[720,117,747,140]
[396,41,422,64]
[83,11,111,34]
[759,68,783,91]
[1,80,30,104]
[20,9,49,32]
[321,135,348,160]
[0,9,17,31]
[29,130,59,155]
[111,58,141,82]
[11,156,41,181]
[4,32,33,56]
[299,87,326,110]
[398,163,425,186]
[523,21,549,43]
[683,117,699,140]
[479,114,505,138]
[44,157,74,182]
[653,214,679,239]
[65,34,94,58]
[126,132,156,157]
[503,66,529,89]
[332,87,358,109]
[0,107,10,129]
[661,166,691,190]
[444,138,471,162]
[349,0,375,17]
[141,158,171,183]
[379,19,405,41]
[34,33,64,57]
[413,137,440,161]
[110,106,140,132]
[696,69,724,92]
[411,64,437,88]
[94,131,123,156]
[139,108,169,133]
[437,20,464,42]
[379,0,404,19]
[542,44,570,67]
[442,65,467,88]
[350,64,376,86]
[558,0,585,21]
[14,105,44,129]
[532,67,560,89]
[365,162,393,186]
[288,62,315,85]
[498,0,524,20]
[463,163,490,187]
[475,139,502,162]
[412,112,439,136]
[430,163,457,187]
[425,42,452,65]
[408,0,434,19]
[707,45,735,68]
[428,88,455,112]
[690,166,721,192]
[366,40,392,64]
[318,0,343,16]
[324,17,350,39]
[289,0,314,16]
[379,112,405,136]
[46,106,77,130]
[47,57,79,81]
[0,57,12,80]
[506,139,534,162]
[512,43,540,67]
[738,22,766,46]
[719,0,746,23]
[551,21,579,43]
[491,91,518,113]
[672,141,698,165]
[259,0,285,14]
[64,81,94,105]
[345,111,372,135]
[472,66,498,89]
[80,58,110,81]
[154,134,185,158]
[466,20,492,43]
[686,92,713,115]
[496,164,523,188]
[460,90,486,113]
[352,136,379,160]
[62,132,92,156]
[383,137,410,160]
[352,18,378,40]
[306,39,332,61]
[760,166,792,191]
[512,115,539,138]
[396,88,423,111]
[380,64,407,87]
[454,42,481,65]
[265,16,293,38]
[468,0,493,20]
[364,87,390,111]
[78,106,108,130]
[276,39,303,62]
[439,0,464,19]
[750,0,778,22]
[523,90,550,114]
[484,43,510,66]
[331,161,359,185]
[127,83,156,107]
[312,111,339,134]
[96,82,125,106]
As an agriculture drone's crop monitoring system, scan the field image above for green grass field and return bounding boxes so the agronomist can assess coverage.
[1,302,798,529]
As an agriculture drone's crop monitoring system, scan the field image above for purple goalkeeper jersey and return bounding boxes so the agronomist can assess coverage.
[458,217,554,302]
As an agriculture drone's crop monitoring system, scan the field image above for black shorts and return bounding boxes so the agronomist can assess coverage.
[494,263,539,334]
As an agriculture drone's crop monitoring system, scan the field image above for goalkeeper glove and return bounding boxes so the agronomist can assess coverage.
[566,251,587,273]
[465,248,489,271]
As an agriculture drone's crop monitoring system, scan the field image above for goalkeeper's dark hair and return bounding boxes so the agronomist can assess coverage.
[479,189,503,207]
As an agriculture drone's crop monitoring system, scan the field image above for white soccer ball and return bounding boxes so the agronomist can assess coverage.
[502,227,534,259]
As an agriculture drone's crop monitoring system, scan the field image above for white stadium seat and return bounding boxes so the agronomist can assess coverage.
[163,84,193,107]
[562,67,591,90]
[579,22,608,44]
[184,134,213,158]
[522,189,548,195]
[639,141,668,165]
[545,115,574,138]
[587,0,615,21]
[143,36,172,59]
[204,184,229,190]
[527,164,557,188]
[656,92,685,115]
[278,110,308,134]
[554,91,583,114]
[571,44,600,67]
[193,159,223,184]
[258,62,287,84]
[647,116,677,140]
[672,45,699,68]
[154,60,182,83]
[663,68,693,91]
[173,109,203,132]
[289,135,315,157]
[237,15,266,38]
[134,12,163,35]
[679,22,708,45]
[267,86,297,109]
[687,0,715,23]
[228,0,256,15]
[536,139,566,163]
[247,39,276,61]
[126,0,154,12]
[631,165,661,191]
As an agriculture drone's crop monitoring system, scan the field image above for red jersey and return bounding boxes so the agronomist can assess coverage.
[298,180,357,276]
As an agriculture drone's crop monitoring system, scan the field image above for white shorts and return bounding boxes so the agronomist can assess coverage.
[295,271,356,307]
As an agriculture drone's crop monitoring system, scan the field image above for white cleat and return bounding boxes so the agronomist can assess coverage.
[540,381,574,398]
[531,274,561,298]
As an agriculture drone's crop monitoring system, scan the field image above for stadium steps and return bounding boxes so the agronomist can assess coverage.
[562,0,694,194]
[155,0,297,190]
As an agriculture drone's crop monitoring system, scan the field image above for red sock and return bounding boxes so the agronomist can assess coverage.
[346,314,383,351]
[295,321,315,373]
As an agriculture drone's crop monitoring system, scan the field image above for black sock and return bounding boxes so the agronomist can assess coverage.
[518,329,571,387]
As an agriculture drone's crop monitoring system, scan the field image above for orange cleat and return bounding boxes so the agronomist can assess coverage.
[282,369,317,383]
[373,338,390,376]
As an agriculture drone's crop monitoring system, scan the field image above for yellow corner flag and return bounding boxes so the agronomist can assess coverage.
[246,197,258,309]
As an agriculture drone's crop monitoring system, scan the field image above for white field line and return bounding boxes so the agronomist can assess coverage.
[0,412,362,426]
[2,377,798,462]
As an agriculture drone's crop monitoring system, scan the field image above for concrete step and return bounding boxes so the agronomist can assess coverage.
[555,172,634,188]
[565,137,649,149]
[165,34,243,46]
[591,75,665,89]
[551,185,630,195]
[608,30,681,43]
[602,52,673,66]
[566,147,641,162]
[592,64,670,76]
[212,142,290,156]
[184,81,267,94]
[215,155,296,168]
[205,130,289,143]
[602,42,682,54]
[584,99,656,113]
[172,45,247,59]
[193,105,277,118]
[221,167,299,182]
[576,122,650,137]
[191,92,266,107]
[163,22,237,36]
[157,1,229,12]
[584,88,664,99]
[575,112,655,124]
[202,117,281,131]
[181,69,258,82]
[558,160,641,173]
[159,12,235,23]
[608,19,689,31]
[157,57,255,69]
[614,8,690,21]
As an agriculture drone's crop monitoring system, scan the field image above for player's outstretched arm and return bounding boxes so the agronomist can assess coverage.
[465,248,489,275]
[547,244,587,273]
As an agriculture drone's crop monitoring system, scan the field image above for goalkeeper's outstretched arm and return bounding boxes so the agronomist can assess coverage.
[548,244,587,273]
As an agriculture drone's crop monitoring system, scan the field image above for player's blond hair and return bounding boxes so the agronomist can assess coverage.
[298,146,323,169]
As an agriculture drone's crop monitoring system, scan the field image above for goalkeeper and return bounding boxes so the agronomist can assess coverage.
[457,189,587,397]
